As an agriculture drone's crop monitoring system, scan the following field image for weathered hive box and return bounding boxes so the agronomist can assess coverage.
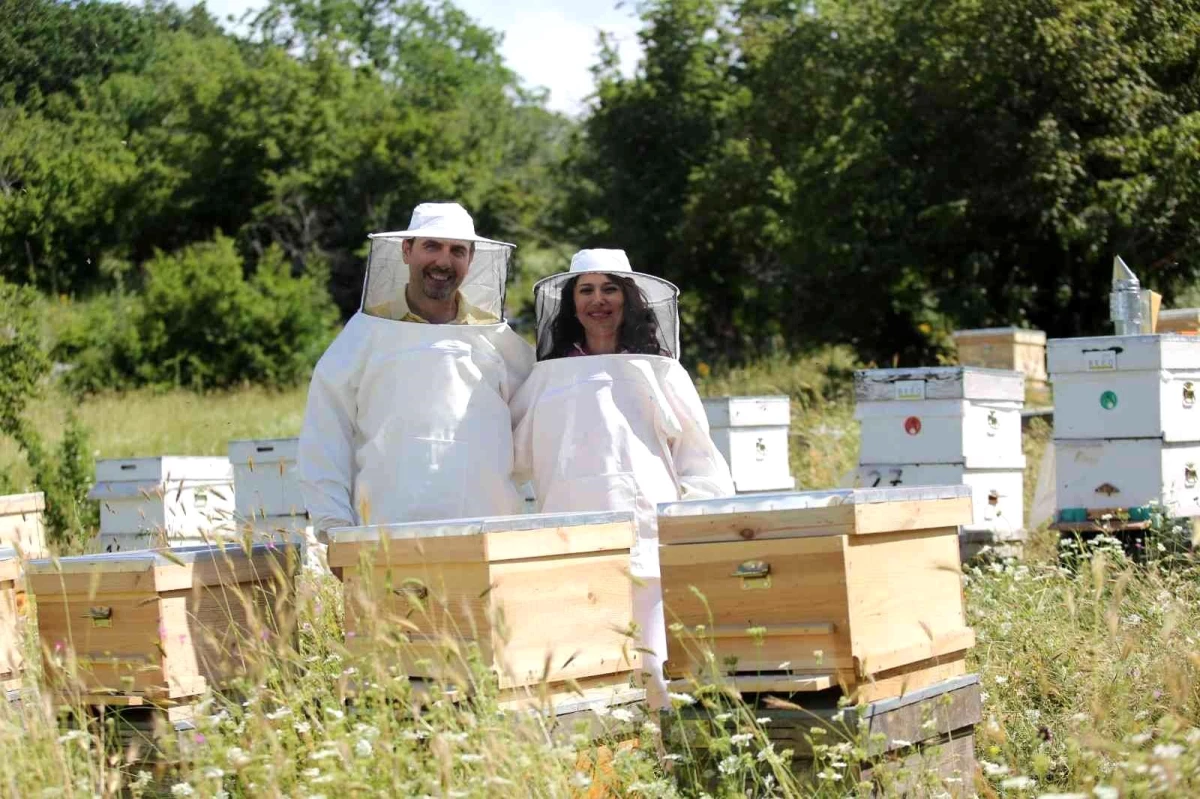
[952,327,1047,386]
[0,491,48,558]
[855,368,1025,468]
[658,486,975,702]
[1048,335,1200,442]
[228,438,303,520]
[1158,308,1200,335]
[90,457,236,550]
[328,511,640,690]
[855,463,1022,545]
[703,396,795,493]
[0,549,21,693]
[27,543,299,701]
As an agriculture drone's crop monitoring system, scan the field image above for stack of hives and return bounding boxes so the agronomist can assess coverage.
[658,486,979,783]
[702,395,796,493]
[327,511,643,709]
[89,456,236,552]
[1050,334,1200,534]
[853,366,1027,559]
[228,438,312,541]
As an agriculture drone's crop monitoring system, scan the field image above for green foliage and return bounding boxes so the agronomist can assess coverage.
[569,0,1200,364]
[56,235,337,393]
[0,280,50,429]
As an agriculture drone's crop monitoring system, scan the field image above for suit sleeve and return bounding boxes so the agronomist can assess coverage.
[662,362,736,499]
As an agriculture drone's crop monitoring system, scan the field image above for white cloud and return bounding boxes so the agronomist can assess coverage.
[186,0,643,116]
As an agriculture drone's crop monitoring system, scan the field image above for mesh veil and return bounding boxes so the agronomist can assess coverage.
[533,271,680,360]
[361,235,511,322]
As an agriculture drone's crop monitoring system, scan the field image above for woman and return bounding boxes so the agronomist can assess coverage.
[510,249,734,707]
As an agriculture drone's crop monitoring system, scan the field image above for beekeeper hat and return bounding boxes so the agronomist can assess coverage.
[361,202,513,322]
[533,249,680,360]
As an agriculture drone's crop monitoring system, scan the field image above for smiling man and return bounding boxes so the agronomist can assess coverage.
[298,203,535,537]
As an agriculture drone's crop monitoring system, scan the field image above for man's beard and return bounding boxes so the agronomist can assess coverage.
[420,267,459,300]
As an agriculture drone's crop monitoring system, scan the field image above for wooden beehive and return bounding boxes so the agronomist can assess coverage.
[327,511,640,690]
[0,549,21,694]
[1158,308,1200,335]
[952,327,1047,387]
[27,543,300,701]
[0,491,48,558]
[658,486,975,702]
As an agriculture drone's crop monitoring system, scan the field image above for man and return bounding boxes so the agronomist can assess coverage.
[298,202,535,536]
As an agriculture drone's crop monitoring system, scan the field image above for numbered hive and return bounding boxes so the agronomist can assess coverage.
[952,327,1047,386]
[327,511,640,690]
[658,486,975,700]
[1048,335,1200,442]
[855,368,1025,468]
[0,492,48,558]
[89,457,236,547]
[228,438,303,520]
[702,396,795,493]
[27,543,300,700]
[0,549,21,693]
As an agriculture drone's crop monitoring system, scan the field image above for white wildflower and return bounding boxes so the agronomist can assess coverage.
[816,769,842,781]
[981,760,1010,777]
[1093,787,1119,799]
[662,753,683,762]
[294,721,312,735]
[227,747,252,768]
[443,732,469,744]
[326,708,345,721]
[609,708,635,723]
[718,755,740,775]
[756,744,776,762]
[484,777,514,787]
[993,675,1008,684]
[311,775,335,785]
[354,723,380,739]
[201,767,224,780]
[1153,743,1184,760]
[214,792,230,799]
[309,748,340,761]
[355,738,372,758]
[1127,732,1152,745]
[714,712,732,723]
[667,692,696,705]
[459,754,485,764]
[642,721,660,735]
[56,729,90,748]
[302,768,320,778]
[264,707,292,721]
[169,785,196,798]
[756,716,772,724]
[891,739,913,748]
[571,772,592,788]
[729,733,753,746]
[131,772,152,790]
[1000,776,1036,790]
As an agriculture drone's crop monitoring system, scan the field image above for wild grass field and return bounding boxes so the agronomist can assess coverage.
[4,354,1200,797]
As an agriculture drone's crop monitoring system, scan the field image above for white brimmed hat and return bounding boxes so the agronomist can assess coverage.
[368,202,513,247]
[533,249,680,359]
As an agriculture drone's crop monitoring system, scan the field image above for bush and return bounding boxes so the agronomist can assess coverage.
[56,235,338,393]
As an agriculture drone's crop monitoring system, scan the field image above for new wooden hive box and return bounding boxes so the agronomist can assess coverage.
[26,543,300,702]
[327,511,640,690]
[0,548,21,694]
[659,485,975,702]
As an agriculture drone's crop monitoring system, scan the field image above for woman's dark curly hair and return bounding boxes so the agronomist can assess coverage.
[540,273,665,360]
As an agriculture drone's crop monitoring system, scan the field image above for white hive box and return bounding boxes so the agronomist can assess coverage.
[702,396,795,493]
[855,463,1023,544]
[1055,438,1200,521]
[952,327,1047,386]
[89,457,235,549]
[1048,335,1200,442]
[0,492,48,558]
[228,438,304,520]
[855,368,1025,468]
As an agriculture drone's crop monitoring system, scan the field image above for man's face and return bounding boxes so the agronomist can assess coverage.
[403,237,474,301]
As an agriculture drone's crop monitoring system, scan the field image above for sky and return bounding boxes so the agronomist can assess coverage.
[191,0,644,116]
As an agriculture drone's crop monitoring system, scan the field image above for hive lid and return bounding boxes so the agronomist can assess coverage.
[94,457,233,484]
[702,395,791,427]
[658,485,973,545]
[0,492,45,516]
[26,542,296,593]
[854,367,1025,402]
[0,547,18,582]
[228,438,300,465]
[952,327,1046,345]
[327,510,636,567]
[1047,334,1200,373]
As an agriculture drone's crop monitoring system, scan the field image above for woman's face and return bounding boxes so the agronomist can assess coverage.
[573,273,625,339]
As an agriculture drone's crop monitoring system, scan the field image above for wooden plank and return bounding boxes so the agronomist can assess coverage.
[658,507,854,546]
[850,653,968,704]
[0,492,44,516]
[855,628,976,677]
[327,535,487,569]
[852,500,973,535]
[482,521,634,562]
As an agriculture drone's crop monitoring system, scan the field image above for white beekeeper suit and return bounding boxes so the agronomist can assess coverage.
[510,249,734,707]
[299,203,535,534]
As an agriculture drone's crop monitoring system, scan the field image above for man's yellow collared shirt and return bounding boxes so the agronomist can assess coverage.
[364,291,498,325]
